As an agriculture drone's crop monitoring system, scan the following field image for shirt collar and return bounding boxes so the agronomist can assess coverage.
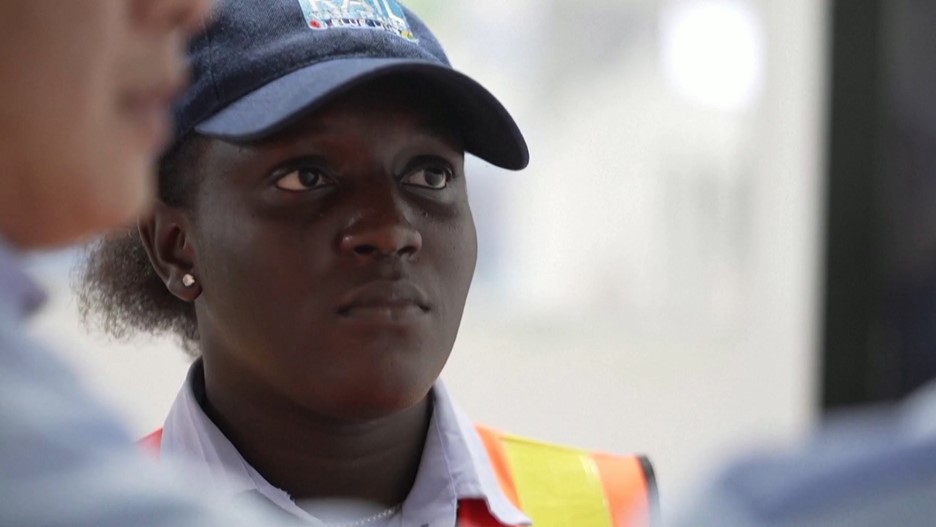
[403,381,532,526]
[0,236,47,318]
[161,360,531,526]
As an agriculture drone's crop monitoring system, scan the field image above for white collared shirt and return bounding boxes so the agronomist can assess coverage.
[160,361,532,526]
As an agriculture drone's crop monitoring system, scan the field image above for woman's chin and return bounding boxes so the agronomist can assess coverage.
[319,382,433,422]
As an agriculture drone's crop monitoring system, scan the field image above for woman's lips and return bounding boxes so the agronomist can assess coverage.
[340,303,426,322]
[337,280,430,322]
[121,81,183,153]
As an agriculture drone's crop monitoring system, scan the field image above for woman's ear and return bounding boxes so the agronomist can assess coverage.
[138,202,201,302]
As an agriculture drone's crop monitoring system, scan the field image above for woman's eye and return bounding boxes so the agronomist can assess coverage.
[275,167,334,192]
[401,164,453,190]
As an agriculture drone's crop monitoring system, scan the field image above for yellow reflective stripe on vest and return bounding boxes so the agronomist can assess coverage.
[475,425,651,527]
[503,435,613,527]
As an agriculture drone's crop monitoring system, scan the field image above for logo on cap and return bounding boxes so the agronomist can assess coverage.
[296,0,417,42]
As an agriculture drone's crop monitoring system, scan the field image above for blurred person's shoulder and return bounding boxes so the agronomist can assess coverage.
[0,240,301,527]
[674,383,936,527]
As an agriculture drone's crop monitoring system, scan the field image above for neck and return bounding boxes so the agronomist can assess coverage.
[0,157,33,248]
[0,154,79,249]
[198,358,431,505]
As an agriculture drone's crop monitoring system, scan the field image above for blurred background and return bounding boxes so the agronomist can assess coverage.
[24,0,827,513]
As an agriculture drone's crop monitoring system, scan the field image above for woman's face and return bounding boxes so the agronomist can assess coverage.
[189,84,477,419]
[0,0,211,248]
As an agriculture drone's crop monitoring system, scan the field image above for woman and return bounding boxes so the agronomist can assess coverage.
[80,1,656,526]
[1,1,306,526]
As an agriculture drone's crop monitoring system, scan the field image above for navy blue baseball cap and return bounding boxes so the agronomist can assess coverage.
[173,0,529,170]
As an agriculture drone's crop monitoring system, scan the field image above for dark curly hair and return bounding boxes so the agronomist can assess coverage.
[76,136,205,355]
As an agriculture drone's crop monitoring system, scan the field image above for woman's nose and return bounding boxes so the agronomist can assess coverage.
[132,0,214,34]
[338,200,423,259]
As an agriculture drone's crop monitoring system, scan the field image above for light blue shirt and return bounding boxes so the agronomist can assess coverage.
[0,237,300,526]
[161,361,532,526]
[671,383,936,527]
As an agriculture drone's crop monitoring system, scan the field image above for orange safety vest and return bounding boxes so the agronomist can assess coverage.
[141,425,657,527]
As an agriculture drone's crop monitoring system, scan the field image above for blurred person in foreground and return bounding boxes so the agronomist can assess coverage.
[672,389,936,526]
[76,1,657,526]
[0,2,305,525]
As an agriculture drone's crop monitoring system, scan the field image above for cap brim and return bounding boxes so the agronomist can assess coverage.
[195,58,529,170]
